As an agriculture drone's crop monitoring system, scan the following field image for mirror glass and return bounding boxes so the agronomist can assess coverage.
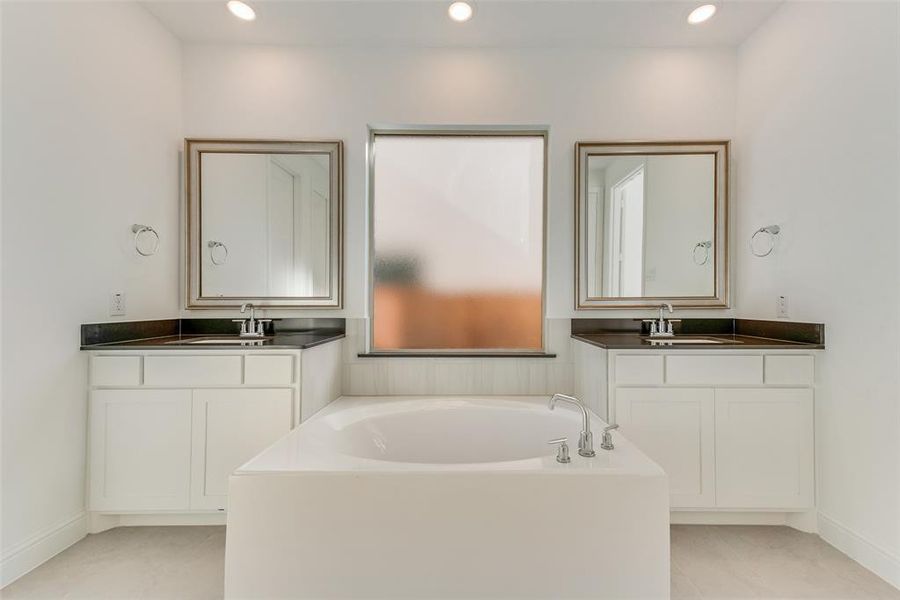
[186,141,342,308]
[576,142,728,308]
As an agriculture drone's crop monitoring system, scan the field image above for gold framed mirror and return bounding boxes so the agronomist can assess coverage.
[575,140,729,309]
[185,139,343,309]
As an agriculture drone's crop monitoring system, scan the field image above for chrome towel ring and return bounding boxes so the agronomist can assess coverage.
[692,240,712,265]
[131,224,159,257]
[750,225,780,257]
[208,240,229,265]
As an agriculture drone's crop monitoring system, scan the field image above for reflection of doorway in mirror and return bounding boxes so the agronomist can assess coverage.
[607,166,645,297]
[586,188,604,296]
[267,155,331,297]
[267,160,296,296]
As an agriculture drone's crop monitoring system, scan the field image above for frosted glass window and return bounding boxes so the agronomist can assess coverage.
[371,133,545,352]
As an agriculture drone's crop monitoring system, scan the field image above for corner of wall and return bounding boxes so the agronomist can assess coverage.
[818,512,900,590]
[0,512,87,588]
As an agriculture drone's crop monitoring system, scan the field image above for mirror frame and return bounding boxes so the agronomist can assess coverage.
[184,139,343,309]
[574,140,729,309]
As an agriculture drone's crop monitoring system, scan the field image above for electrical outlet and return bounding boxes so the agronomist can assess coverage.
[776,295,789,319]
[110,291,126,317]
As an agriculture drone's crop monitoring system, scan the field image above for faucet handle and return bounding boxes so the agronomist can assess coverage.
[231,319,248,335]
[601,424,619,451]
[547,437,571,464]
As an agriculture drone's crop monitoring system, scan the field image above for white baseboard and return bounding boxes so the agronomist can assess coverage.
[671,510,817,532]
[88,511,227,534]
[0,512,87,589]
[818,512,900,591]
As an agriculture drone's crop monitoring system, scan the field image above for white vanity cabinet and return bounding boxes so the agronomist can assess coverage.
[86,342,342,518]
[603,349,818,512]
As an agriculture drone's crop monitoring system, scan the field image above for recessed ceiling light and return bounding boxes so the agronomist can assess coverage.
[687,4,717,24]
[227,0,256,21]
[448,1,473,22]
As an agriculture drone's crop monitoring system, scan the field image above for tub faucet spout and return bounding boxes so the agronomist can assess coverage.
[548,393,595,457]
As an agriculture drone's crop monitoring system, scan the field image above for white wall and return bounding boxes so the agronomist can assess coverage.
[182,44,737,318]
[735,1,900,586]
[1,2,182,584]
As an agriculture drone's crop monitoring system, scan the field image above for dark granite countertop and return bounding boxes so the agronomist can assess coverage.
[80,318,345,351]
[572,332,823,350]
[571,318,824,350]
[81,331,345,351]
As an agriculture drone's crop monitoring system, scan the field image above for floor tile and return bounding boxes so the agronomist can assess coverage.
[3,525,898,599]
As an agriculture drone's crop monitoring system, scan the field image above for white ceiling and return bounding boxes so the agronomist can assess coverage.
[143,0,783,48]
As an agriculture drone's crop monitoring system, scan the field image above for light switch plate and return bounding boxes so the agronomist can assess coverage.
[110,291,126,316]
[776,295,789,319]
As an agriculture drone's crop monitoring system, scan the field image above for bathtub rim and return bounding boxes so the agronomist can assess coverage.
[235,395,665,478]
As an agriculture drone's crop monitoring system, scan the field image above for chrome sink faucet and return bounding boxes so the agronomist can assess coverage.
[649,303,675,338]
[548,393,595,457]
[234,303,270,338]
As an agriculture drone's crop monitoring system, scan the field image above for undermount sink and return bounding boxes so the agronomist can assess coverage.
[167,337,270,345]
[642,337,732,345]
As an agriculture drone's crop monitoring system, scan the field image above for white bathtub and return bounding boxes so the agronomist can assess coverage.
[224,396,669,599]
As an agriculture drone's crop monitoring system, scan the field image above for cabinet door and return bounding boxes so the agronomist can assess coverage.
[89,389,192,511]
[191,389,293,510]
[616,388,716,508]
[715,388,814,509]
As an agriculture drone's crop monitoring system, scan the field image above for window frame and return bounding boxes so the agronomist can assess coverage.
[365,125,550,356]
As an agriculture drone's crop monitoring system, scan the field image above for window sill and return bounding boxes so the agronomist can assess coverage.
[357,351,557,359]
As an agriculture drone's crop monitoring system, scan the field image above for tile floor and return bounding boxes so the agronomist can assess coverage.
[3,525,898,599]
[669,525,900,599]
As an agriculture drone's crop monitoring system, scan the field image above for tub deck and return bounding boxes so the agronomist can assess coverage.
[225,396,669,599]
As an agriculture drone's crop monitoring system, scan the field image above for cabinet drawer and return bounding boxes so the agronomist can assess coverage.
[615,355,664,385]
[666,355,763,385]
[144,356,242,386]
[245,355,294,385]
[91,356,141,386]
[765,355,814,385]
